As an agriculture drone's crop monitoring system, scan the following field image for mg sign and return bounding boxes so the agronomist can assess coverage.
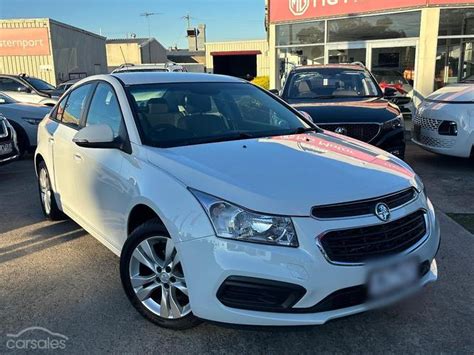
[289,0,310,16]
[270,0,461,22]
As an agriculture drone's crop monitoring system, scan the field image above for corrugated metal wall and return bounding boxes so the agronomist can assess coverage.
[205,40,270,76]
[49,20,107,83]
[0,19,56,84]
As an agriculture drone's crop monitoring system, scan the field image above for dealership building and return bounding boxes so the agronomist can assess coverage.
[267,0,474,97]
[0,18,107,86]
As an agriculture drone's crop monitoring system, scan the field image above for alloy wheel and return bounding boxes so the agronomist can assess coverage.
[128,236,191,319]
[39,168,52,215]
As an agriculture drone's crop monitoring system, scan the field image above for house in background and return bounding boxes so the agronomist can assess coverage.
[106,37,168,72]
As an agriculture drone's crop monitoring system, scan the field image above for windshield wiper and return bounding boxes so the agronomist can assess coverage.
[291,127,319,134]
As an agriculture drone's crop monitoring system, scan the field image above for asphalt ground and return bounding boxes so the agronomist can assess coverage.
[1,142,473,354]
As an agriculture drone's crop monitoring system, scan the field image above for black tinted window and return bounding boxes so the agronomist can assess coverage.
[62,84,92,127]
[86,83,122,137]
[0,78,27,91]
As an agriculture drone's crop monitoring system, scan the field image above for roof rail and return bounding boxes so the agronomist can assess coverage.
[350,61,366,68]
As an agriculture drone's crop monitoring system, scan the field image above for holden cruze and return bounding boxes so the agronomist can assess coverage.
[35,72,439,329]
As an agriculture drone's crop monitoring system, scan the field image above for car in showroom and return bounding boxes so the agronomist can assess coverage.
[0,92,51,156]
[35,72,439,329]
[274,64,406,159]
[0,114,19,165]
[372,68,415,120]
[0,74,58,106]
[412,83,473,158]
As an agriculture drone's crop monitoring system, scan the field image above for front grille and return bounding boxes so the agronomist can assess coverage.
[319,210,427,263]
[319,123,380,142]
[416,133,456,148]
[413,115,441,131]
[312,188,416,219]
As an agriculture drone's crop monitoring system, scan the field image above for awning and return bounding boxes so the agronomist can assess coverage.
[210,50,262,56]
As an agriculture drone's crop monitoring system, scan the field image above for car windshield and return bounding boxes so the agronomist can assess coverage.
[127,82,312,148]
[0,92,16,104]
[24,77,55,91]
[287,68,381,99]
[373,70,410,85]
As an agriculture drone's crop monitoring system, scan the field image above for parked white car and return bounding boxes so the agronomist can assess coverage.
[0,92,51,156]
[0,74,58,106]
[413,83,474,158]
[35,73,439,329]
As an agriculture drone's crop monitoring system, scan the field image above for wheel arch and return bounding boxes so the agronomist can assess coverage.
[127,203,167,236]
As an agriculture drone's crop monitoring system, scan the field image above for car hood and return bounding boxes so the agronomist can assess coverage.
[426,84,474,103]
[146,132,417,216]
[0,102,51,118]
[288,98,400,124]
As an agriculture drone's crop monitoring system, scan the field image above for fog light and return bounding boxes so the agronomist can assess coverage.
[438,121,457,136]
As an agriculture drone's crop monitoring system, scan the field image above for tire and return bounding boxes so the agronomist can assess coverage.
[37,161,64,221]
[9,122,28,158]
[120,219,201,330]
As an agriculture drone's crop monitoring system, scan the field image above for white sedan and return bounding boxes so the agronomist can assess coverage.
[413,83,473,158]
[35,72,439,329]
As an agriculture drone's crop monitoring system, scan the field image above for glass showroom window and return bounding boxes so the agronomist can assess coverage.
[435,9,474,89]
[277,46,325,84]
[438,9,474,37]
[435,38,474,89]
[328,11,421,42]
[276,21,325,46]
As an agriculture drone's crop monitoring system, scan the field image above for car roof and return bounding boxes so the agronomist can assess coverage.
[112,72,244,85]
[292,64,366,72]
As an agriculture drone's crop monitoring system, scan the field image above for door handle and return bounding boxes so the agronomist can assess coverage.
[48,137,54,143]
[73,153,83,162]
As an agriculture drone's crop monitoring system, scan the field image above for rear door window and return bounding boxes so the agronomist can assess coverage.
[62,84,93,128]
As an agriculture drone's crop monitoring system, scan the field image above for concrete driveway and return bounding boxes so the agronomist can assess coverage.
[1,143,473,353]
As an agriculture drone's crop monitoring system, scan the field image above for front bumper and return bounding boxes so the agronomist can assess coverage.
[177,195,440,326]
[374,127,406,158]
[412,128,473,158]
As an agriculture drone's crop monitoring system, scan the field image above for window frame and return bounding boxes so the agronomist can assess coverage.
[81,80,132,154]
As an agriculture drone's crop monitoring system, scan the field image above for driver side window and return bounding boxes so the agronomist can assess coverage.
[85,83,122,138]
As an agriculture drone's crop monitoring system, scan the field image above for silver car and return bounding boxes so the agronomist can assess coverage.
[0,92,51,156]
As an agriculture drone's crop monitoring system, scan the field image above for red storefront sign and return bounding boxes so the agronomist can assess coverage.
[0,28,50,56]
[270,0,473,23]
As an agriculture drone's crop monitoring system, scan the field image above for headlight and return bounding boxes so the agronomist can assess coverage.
[191,189,298,247]
[22,117,42,125]
[382,114,404,130]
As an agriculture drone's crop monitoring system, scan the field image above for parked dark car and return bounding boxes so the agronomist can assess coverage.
[0,115,19,166]
[275,64,406,159]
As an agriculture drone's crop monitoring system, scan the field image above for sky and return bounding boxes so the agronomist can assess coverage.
[0,0,266,48]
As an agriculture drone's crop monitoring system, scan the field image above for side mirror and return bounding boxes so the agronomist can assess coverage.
[383,87,398,98]
[299,110,314,123]
[17,86,31,93]
[73,124,118,149]
[269,89,279,96]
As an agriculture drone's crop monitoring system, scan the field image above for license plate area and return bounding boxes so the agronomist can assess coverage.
[0,142,12,154]
[368,258,419,299]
